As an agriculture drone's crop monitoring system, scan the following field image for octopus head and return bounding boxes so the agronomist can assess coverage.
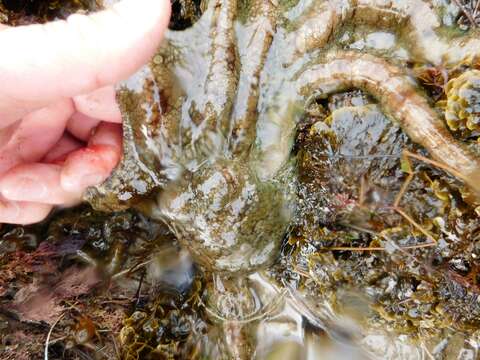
[152,158,290,274]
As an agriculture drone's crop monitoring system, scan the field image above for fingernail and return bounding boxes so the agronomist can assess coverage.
[1,176,47,201]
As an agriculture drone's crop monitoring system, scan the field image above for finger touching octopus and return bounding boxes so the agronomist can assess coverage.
[85,0,480,274]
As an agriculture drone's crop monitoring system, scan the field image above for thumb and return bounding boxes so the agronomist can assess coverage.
[0,0,171,127]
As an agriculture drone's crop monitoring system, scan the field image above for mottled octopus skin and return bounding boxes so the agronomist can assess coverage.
[289,0,480,66]
[86,0,480,274]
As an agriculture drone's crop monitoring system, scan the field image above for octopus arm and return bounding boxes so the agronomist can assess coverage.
[254,52,480,197]
[228,0,278,155]
[84,66,182,211]
[289,0,480,66]
[194,0,239,147]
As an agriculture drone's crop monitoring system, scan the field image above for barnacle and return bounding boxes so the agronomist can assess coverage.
[445,69,480,133]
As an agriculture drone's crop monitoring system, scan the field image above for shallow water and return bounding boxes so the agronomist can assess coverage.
[2,0,480,359]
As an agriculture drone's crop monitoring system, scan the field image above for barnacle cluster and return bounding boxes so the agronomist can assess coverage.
[446,69,480,133]
[119,290,204,360]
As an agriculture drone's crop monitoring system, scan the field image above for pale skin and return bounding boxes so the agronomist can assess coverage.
[0,0,171,224]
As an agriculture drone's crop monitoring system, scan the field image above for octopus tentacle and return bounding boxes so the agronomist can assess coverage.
[286,0,341,59]
[288,0,480,66]
[254,51,480,197]
[84,63,184,211]
[183,0,238,159]
[227,0,278,156]
[203,0,238,130]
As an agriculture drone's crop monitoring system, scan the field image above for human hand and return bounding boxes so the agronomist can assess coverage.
[0,0,171,224]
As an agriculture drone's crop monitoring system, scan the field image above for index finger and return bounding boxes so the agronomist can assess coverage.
[0,0,171,127]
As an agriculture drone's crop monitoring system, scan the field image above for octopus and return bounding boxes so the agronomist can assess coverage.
[85,0,480,276]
